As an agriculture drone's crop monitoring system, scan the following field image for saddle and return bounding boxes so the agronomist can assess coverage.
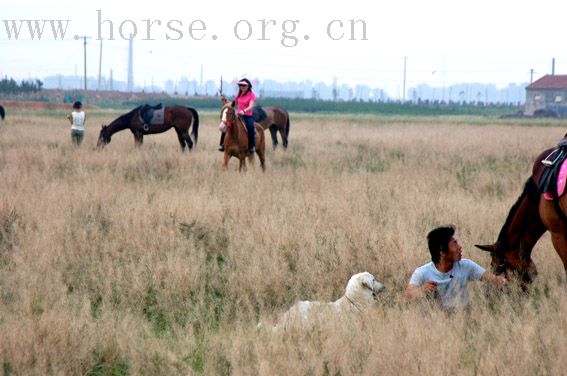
[539,138,567,200]
[252,106,268,123]
[140,104,164,130]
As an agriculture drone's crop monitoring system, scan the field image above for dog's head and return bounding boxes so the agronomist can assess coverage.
[345,272,385,308]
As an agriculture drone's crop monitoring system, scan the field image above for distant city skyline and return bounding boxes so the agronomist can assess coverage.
[39,73,528,104]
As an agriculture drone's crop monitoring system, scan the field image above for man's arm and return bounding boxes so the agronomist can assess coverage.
[480,271,507,285]
[402,281,437,301]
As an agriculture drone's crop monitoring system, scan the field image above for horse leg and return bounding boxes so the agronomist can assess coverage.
[550,231,567,281]
[222,153,230,170]
[179,125,193,151]
[184,134,193,150]
[269,125,278,150]
[279,127,288,149]
[175,129,186,152]
[134,131,144,146]
[239,157,246,172]
[257,149,266,171]
[540,199,567,281]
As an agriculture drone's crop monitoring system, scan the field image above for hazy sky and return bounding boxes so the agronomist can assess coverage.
[1,0,565,97]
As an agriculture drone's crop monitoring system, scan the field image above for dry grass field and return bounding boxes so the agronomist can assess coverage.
[1,108,567,375]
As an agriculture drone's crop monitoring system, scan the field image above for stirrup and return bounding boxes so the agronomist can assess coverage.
[143,123,150,131]
[542,149,563,166]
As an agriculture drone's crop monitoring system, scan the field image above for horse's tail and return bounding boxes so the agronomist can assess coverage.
[187,107,199,145]
[285,113,290,138]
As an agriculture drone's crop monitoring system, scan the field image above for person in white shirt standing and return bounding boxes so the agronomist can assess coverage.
[67,101,85,146]
[403,225,507,311]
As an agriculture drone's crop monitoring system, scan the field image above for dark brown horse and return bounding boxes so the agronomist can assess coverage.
[475,143,567,285]
[253,106,290,150]
[219,101,265,172]
[97,105,199,150]
[0,105,5,120]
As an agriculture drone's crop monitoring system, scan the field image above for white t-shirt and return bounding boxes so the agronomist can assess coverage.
[408,259,485,309]
[70,111,85,131]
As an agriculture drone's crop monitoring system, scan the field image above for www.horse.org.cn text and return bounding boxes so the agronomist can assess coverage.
[1,11,368,48]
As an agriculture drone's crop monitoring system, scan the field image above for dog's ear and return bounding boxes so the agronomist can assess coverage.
[361,276,374,291]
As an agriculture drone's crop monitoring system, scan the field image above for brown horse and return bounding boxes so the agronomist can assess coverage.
[475,143,567,285]
[253,106,290,150]
[0,104,5,120]
[97,105,199,150]
[219,101,265,172]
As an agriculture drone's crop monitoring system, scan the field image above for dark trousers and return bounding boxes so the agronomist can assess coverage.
[242,115,255,150]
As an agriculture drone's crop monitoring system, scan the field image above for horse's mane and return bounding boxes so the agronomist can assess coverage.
[116,106,141,123]
[220,102,234,115]
[253,106,267,122]
[496,177,540,245]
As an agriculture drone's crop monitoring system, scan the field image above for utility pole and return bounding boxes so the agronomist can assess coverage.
[97,39,103,91]
[530,68,534,84]
[81,36,90,92]
[402,56,407,102]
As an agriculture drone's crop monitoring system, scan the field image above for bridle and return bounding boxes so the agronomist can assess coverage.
[220,106,238,130]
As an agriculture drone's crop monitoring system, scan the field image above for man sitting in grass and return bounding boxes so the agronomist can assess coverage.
[403,225,507,310]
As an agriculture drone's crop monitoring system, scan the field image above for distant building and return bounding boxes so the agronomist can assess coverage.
[525,75,567,116]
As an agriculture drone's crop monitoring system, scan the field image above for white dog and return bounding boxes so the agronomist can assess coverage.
[273,272,385,331]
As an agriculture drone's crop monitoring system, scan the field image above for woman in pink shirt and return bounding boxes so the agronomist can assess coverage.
[219,78,257,153]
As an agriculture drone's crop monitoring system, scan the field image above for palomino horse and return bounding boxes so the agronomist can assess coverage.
[219,101,265,172]
[97,105,199,150]
[0,104,5,120]
[475,142,567,285]
[253,106,290,150]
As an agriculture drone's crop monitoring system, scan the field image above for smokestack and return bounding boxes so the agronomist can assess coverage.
[552,57,555,76]
[127,34,134,92]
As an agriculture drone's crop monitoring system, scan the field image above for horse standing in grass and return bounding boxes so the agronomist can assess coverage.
[253,106,290,150]
[476,137,567,286]
[219,100,265,172]
[97,105,199,151]
[0,105,5,120]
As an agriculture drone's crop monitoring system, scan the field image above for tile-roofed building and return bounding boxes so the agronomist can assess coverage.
[525,75,567,116]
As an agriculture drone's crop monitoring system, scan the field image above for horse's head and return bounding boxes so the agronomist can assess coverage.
[219,101,236,133]
[97,125,111,148]
[475,242,538,285]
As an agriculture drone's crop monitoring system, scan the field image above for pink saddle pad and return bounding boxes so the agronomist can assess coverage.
[543,158,567,200]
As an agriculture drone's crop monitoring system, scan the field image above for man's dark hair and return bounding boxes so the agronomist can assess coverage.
[427,225,456,263]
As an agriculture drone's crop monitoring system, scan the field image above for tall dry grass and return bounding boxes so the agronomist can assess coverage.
[0,109,566,375]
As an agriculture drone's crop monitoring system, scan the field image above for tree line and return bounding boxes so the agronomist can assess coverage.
[0,77,43,94]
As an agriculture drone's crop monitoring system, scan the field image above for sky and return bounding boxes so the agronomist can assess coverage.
[1,0,566,98]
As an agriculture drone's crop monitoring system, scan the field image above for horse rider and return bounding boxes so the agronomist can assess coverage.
[219,78,257,153]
